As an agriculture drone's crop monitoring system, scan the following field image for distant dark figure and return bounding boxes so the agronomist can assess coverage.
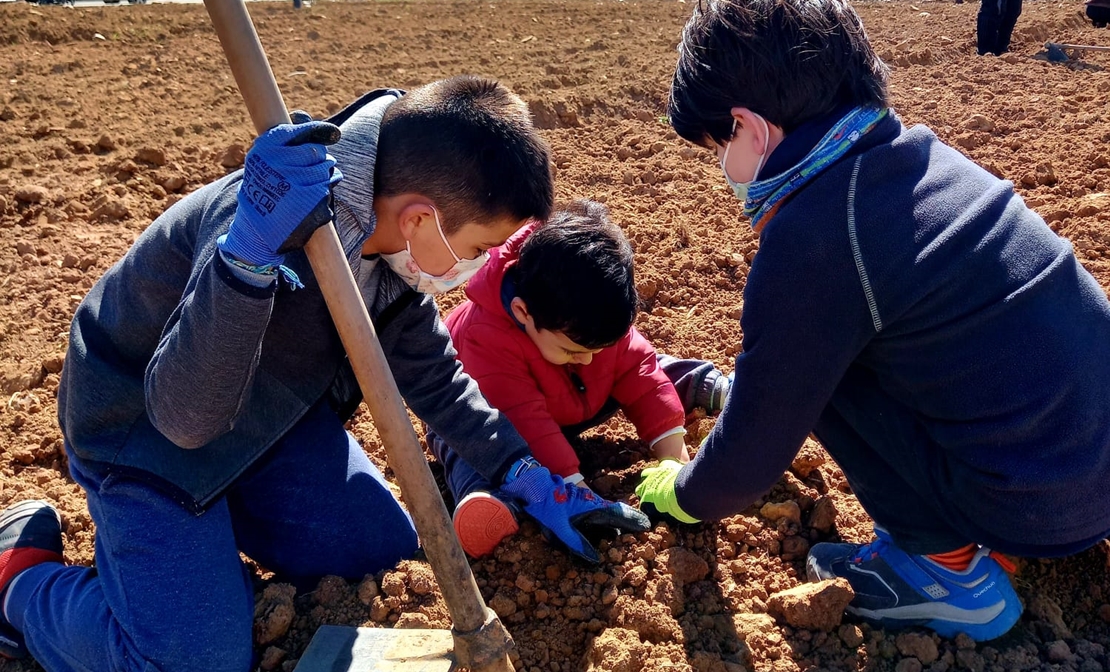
[977,0,1023,55]
[1088,0,1110,28]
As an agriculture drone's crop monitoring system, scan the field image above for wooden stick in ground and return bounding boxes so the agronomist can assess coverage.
[199,1,515,669]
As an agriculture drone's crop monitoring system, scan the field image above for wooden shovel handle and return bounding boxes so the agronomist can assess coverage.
[200,2,513,670]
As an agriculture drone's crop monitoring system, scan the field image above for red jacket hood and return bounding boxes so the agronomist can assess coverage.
[461,220,538,319]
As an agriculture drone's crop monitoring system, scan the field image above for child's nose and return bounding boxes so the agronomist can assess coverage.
[573,352,594,365]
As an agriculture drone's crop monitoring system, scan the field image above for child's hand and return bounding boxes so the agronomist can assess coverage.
[651,433,690,463]
[498,457,650,563]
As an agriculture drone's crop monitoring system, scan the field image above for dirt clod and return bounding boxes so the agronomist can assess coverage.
[380,572,405,597]
[896,631,939,664]
[1029,593,1074,639]
[259,646,286,671]
[611,594,683,643]
[14,185,48,204]
[808,496,838,532]
[894,658,923,672]
[1046,639,1073,663]
[585,628,649,672]
[656,547,709,585]
[839,623,865,648]
[356,575,379,605]
[135,147,167,166]
[760,500,802,525]
[767,578,855,631]
[312,575,350,607]
[253,583,296,646]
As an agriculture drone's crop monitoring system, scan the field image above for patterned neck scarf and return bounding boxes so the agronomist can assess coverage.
[744,106,890,231]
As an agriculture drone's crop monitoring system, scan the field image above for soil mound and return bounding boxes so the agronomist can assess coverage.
[2,1,1108,670]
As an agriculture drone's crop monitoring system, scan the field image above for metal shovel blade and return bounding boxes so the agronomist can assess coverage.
[295,626,457,672]
[1044,41,1110,63]
[1045,43,1070,62]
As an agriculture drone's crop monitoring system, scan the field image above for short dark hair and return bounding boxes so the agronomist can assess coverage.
[669,0,889,145]
[375,76,554,233]
[515,200,638,350]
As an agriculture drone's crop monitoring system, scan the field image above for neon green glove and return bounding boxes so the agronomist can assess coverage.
[635,459,700,524]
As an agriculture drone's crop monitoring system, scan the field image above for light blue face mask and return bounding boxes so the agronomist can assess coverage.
[719,116,770,201]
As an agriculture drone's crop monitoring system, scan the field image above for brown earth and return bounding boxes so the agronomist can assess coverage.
[1,0,1109,670]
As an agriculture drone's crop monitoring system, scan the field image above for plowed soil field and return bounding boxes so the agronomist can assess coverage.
[1,0,1109,670]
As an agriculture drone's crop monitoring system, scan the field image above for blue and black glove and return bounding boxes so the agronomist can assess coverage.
[218,111,343,269]
[498,457,651,563]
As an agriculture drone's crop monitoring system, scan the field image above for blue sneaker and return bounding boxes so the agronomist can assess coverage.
[806,527,1022,641]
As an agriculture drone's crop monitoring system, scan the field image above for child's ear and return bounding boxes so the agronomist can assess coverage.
[510,296,532,326]
[731,106,785,157]
[397,202,436,241]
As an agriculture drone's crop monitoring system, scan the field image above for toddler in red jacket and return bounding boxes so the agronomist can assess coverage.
[428,199,729,557]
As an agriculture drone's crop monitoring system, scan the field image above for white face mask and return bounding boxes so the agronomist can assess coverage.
[380,207,490,294]
[720,116,770,202]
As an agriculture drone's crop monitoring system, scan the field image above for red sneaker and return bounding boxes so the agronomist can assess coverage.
[452,492,519,558]
[0,500,64,659]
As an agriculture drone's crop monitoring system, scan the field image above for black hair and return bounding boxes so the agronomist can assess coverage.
[375,75,554,232]
[669,0,889,145]
[515,200,638,350]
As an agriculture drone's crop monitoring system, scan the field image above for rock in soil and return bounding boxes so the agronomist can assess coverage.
[767,578,855,631]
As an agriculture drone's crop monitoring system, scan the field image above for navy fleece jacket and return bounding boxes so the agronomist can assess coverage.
[676,112,1110,552]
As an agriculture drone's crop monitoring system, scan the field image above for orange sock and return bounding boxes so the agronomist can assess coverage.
[989,551,1017,573]
[926,544,977,571]
[927,544,1017,573]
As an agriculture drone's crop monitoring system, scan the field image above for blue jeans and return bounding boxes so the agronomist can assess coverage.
[429,354,724,504]
[8,401,417,672]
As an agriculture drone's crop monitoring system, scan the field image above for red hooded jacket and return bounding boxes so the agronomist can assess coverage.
[444,223,685,478]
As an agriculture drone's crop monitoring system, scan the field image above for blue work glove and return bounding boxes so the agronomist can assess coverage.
[218,111,343,268]
[498,457,651,563]
[635,459,700,525]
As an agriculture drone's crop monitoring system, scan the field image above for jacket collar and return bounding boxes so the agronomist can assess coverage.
[326,88,402,264]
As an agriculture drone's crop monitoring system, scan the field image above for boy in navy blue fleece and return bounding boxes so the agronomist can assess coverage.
[637,0,1110,642]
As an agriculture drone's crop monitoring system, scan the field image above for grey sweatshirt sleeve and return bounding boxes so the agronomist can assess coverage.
[143,180,279,449]
[377,291,530,484]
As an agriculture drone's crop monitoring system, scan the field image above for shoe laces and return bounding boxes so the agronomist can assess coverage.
[851,535,889,564]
